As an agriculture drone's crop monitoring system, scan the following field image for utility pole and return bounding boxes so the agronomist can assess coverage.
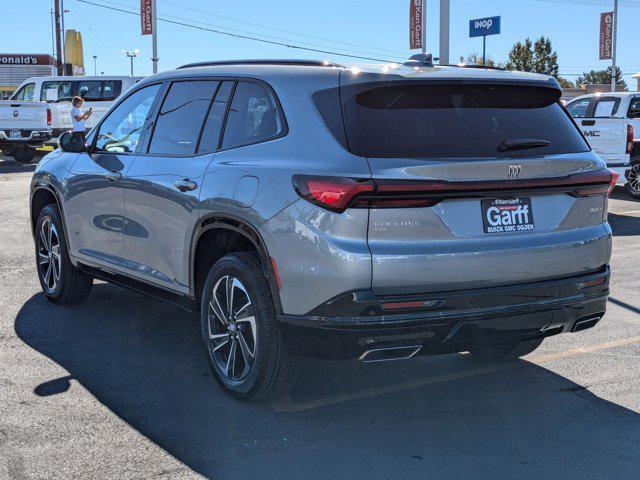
[60,0,66,74]
[421,0,427,54]
[123,50,138,76]
[151,0,158,74]
[611,0,618,92]
[53,0,64,75]
[439,0,450,64]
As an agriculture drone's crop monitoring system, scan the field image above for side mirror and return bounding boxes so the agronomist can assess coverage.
[58,131,86,153]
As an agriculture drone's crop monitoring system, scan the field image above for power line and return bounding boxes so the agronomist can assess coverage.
[73,0,403,64]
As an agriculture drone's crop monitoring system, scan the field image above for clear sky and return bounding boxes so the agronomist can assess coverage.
[6,0,640,87]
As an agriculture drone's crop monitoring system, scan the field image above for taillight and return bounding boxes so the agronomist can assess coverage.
[608,169,620,196]
[292,175,374,212]
[47,108,52,126]
[627,125,634,155]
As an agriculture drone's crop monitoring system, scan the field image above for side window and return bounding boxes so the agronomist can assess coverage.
[14,83,36,101]
[197,81,233,154]
[628,98,640,119]
[94,84,161,154]
[565,98,590,118]
[222,81,283,150]
[148,80,218,156]
[40,81,73,102]
[78,81,102,101]
[101,81,122,101]
[593,98,618,117]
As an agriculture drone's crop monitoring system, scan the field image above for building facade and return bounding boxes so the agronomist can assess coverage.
[0,54,56,99]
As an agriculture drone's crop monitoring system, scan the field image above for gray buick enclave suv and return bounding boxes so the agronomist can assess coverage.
[30,59,614,400]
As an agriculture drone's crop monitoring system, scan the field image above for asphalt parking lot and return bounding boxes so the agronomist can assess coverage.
[1,155,640,480]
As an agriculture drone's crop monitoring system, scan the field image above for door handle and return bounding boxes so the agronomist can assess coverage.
[582,120,596,126]
[104,171,122,182]
[174,178,197,192]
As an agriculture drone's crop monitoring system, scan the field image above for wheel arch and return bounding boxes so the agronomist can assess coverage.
[30,183,65,237]
[189,213,283,314]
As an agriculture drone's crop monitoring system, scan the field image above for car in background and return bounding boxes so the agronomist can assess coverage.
[0,95,51,163]
[565,92,640,198]
[10,75,142,147]
[31,59,614,400]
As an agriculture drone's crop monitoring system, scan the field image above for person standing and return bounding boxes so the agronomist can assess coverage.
[70,96,92,141]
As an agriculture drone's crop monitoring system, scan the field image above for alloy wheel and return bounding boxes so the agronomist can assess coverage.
[628,165,640,194]
[38,218,61,293]
[207,275,257,382]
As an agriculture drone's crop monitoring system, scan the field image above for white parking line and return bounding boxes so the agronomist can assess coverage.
[272,335,640,412]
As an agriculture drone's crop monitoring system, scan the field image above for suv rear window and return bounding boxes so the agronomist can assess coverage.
[339,83,589,158]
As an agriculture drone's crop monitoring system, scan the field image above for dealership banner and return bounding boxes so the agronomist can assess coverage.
[599,11,613,60]
[410,0,424,50]
[141,0,153,35]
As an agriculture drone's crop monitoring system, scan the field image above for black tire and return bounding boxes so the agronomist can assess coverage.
[624,161,640,200]
[13,147,36,163]
[469,337,544,362]
[200,252,297,401]
[35,204,93,304]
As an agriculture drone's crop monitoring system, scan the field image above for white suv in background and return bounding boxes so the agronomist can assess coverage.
[565,92,640,198]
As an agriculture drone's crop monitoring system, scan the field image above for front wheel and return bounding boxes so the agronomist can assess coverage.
[625,163,640,200]
[35,204,93,303]
[200,252,297,401]
[469,338,544,362]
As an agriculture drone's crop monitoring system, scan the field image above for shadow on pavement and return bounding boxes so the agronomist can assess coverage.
[0,157,37,173]
[15,283,640,479]
[608,212,640,236]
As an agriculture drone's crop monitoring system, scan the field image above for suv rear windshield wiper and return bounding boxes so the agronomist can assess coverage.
[497,138,551,153]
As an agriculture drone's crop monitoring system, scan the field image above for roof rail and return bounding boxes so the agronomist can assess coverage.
[442,64,507,71]
[177,59,345,69]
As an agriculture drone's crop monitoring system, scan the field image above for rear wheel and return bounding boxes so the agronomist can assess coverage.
[13,147,36,163]
[200,252,297,401]
[625,161,640,199]
[469,338,544,362]
[35,204,93,303]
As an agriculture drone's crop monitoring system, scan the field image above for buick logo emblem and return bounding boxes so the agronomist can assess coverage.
[12,109,18,118]
[508,163,522,179]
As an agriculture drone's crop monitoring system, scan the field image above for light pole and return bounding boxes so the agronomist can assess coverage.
[611,0,618,92]
[122,49,139,76]
[92,55,97,76]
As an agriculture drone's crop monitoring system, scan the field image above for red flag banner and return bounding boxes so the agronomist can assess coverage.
[410,0,424,50]
[599,11,613,60]
[141,0,153,35]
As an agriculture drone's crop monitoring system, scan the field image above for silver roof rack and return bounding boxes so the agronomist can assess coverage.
[177,59,345,69]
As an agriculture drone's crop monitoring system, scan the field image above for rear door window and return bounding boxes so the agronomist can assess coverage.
[78,81,103,101]
[40,81,73,102]
[148,80,218,156]
[14,83,36,101]
[340,83,589,158]
[593,98,619,117]
[197,81,233,154]
[221,81,283,149]
[101,81,122,101]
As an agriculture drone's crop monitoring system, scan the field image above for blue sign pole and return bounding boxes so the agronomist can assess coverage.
[469,16,501,66]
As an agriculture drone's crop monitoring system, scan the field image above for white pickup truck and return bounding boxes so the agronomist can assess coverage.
[0,99,51,163]
[565,92,640,198]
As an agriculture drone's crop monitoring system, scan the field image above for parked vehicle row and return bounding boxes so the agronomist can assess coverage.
[0,76,140,163]
[30,59,614,400]
[565,92,640,198]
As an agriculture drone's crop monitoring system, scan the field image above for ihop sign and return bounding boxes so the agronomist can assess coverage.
[469,16,501,38]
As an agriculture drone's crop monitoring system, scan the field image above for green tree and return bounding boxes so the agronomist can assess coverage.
[458,52,504,68]
[506,36,559,77]
[575,67,627,90]
[557,76,575,88]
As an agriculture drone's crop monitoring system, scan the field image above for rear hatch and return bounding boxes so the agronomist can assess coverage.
[339,75,612,295]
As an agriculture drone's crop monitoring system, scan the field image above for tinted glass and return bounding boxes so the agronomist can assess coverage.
[222,82,281,149]
[342,84,589,158]
[148,80,218,155]
[102,81,122,101]
[95,84,160,154]
[628,97,640,118]
[197,81,233,154]
[78,81,103,101]
[40,81,72,102]
[566,98,590,118]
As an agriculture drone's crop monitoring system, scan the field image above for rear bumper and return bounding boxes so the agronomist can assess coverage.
[0,130,52,147]
[277,267,610,360]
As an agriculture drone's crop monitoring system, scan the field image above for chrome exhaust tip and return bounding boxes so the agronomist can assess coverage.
[572,314,603,332]
[358,344,422,363]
